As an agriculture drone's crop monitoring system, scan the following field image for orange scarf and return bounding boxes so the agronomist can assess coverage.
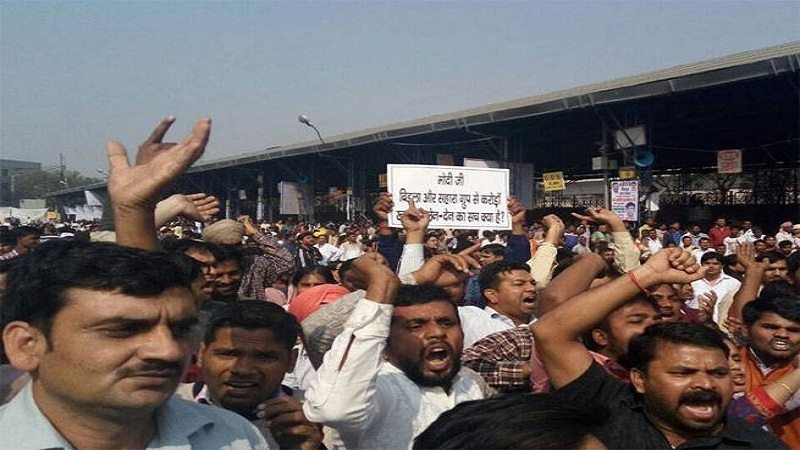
[741,347,800,448]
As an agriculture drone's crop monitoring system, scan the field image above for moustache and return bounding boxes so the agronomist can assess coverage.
[680,389,721,405]
[118,361,183,378]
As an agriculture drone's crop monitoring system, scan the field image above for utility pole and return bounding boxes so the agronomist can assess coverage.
[59,153,68,188]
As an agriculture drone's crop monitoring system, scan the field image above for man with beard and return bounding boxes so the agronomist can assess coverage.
[533,247,785,449]
[303,256,491,449]
[740,296,800,448]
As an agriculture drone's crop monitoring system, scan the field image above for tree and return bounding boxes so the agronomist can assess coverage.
[11,169,101,199]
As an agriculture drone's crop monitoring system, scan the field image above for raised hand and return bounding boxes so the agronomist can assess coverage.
[399,199,431,235]
[507,196,527,231]
[237,215,260,236]
[106,117,211,250]
[107,117,210,211]
[412,253,480,286]
[373,192,394,222]
[571,207,625,232]
[637,248,705,286]
[154,193,219,226]
[257,396,322,450]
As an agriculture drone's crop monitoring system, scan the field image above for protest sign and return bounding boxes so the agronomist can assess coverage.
[610,180,639,222]
[387,164,510,230]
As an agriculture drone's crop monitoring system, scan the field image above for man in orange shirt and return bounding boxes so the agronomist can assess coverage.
[741,295,800,448]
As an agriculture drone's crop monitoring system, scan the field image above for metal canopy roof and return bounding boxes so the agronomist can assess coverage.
[47,42,800,196]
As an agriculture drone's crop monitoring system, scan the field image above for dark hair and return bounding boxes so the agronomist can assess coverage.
[757,251,787,265]
[626,322,729,371]
[203,300,300,352]
[0,229,15,246]
[479,243,505,258]
[291,265,335,287]
[12,225,40,241]
[478,260,531,293]
[1,240,193,341]
[211,244,242,265]
[700,252,723,264]
[742,295,800,326]
[778,240,794,248]
[394,284,454,309]
[413,393,606,449]
[582,296,657,352]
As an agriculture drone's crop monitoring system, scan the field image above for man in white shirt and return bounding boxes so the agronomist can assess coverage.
[338,231,365,261]
[314,229,343,266]
[691,237,714,262]
[458,260,537,347]
[689,251,741,325]
[303,256,490,450]
[776,221,794,245]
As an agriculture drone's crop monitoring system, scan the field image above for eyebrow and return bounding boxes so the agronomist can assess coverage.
[89,315,199,329]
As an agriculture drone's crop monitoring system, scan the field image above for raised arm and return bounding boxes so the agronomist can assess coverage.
[527,214,564,288]
[728,242,767,320]
[503,196,532,263]
[396,199,431,278]
[572,207,640,272]
[106,116,210,250]
[532,248,703,389]
[303,254,400,431]
[536,252,607,316]
[154,193,219,227]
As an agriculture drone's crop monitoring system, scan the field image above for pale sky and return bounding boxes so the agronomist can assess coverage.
[2,1,798,176]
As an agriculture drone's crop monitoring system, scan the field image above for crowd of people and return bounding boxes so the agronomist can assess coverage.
[1,116,799,449]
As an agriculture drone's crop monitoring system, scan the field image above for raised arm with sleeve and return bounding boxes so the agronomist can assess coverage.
[106,116,211,250]
[503,196,532,263]
[302,255,401,434]
[526,214,564,288]
[728,242,767,320]
[396,199,430,278]
[371,193,403,270]
[237,216,297,301]
[572,207,640,273]
[532,248,704,389]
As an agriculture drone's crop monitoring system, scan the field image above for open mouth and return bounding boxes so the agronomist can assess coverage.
[424,345,452,372]
[681,402,719,422]
[772,339,791,352]
[522,295,537,306]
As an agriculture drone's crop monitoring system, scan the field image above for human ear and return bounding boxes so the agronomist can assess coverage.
[630,368,646,394]
[196,342,207,367]
[483,289,499,306]
[591,329,609,347]
[2,321,46,372]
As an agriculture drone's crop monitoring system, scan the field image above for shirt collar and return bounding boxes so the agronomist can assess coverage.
[1,381,74,449]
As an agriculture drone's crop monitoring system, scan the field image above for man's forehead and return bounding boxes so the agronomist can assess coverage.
[393,301,458,319]
[60,286,196,320]
[649,342,727,366]
[756,311,800,327]
[209,326,285,349]
[499,270,532,281]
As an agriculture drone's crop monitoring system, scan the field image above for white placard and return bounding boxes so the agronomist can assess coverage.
[387,164,510,230]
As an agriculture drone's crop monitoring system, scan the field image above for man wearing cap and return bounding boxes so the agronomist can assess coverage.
[295,231,323,270]
[314,229,342,266]
[776,222,794,247]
